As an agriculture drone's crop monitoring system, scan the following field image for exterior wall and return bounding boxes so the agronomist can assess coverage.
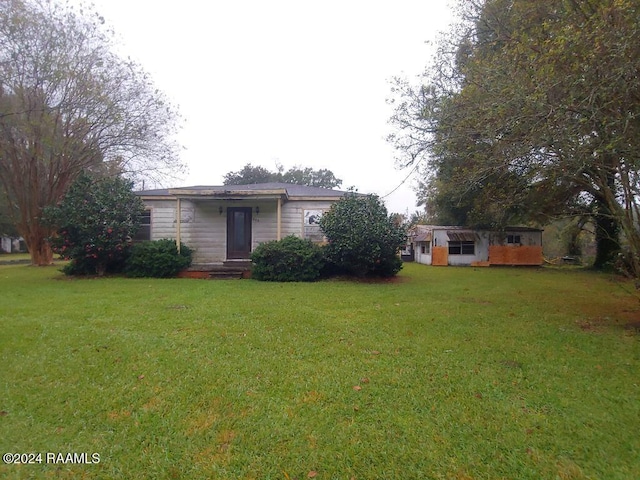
[432,229,489,266]
[487,230,543,266]
[414,241,432,265]
[488,246,543,265]
[432,246,448,266]
[1,237,11,253]
[146,200,178,240]
[279,200,335,239]
[143,198,337,264]
[410,227,543,267]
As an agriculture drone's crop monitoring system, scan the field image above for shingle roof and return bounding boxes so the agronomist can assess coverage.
[137,183,353,198]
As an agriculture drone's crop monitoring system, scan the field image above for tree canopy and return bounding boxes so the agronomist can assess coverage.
[223,163,342,189]
[0,0,184,265]
[388,0,640,274]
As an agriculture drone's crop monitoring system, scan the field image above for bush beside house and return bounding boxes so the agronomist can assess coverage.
[319,193,407,278]
[125,239,193,278]
[250,235,324,282]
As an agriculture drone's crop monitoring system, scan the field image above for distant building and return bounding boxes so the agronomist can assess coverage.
[407,225,543,266]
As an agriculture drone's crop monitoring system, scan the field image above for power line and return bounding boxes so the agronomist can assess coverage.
[381,162,421,198]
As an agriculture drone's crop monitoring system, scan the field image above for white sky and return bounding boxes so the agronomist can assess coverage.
[82,0,454,214]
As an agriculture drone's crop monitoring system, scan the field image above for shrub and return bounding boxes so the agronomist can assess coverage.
[319,193,407,277]
[45,173,145,276]
[125,239,193,278]
[251,235,324,282]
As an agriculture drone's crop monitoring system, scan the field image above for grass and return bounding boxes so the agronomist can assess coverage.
[0,263,638,479]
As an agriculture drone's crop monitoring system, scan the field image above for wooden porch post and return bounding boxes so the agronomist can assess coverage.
[277,197,282,241]
[176,197,181,253]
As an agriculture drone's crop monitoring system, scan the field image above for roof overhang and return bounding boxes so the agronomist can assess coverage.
[167,188,289,201]
[414,232,432,242]
[447,230,477,242]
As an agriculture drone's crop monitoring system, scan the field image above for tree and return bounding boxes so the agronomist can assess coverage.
[0,0,184,266]
[388,0,640,274]
[319,193,407,277]
[44,173,144,276]
[223,163,342,188]
[223,164,277,185]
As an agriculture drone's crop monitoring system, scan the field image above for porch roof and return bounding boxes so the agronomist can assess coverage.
[137,183,350,201]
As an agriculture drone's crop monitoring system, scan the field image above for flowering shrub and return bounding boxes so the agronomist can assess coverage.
[45,173,145,276]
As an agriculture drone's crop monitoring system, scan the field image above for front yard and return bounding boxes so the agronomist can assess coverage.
[0,263,638,479]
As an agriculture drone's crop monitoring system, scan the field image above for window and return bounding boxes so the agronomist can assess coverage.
[133,210,151,241]
[507,234,521,245]
[448,241,475,255]
[421,244,426,254]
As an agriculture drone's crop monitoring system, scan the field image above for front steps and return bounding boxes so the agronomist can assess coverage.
[178,261,252,279]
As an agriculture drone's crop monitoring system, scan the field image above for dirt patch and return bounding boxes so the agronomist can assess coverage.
[623,320,640,334]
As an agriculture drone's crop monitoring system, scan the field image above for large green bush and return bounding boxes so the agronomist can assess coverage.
[125,239,193,278]
[250,235,324,282]
[45,173,145,276]
[319,193,407,277]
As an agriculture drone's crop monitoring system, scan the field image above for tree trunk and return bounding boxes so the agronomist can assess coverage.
[25,229,54,266]
[592,213,620,269]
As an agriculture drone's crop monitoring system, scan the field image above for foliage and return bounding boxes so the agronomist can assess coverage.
[319,193,407,277]
[2,263,640,479]
[0,0,184,266]
[45,173,144,276]
[250,235,324,282]
[224,163,342,189]
[125,239,193,278]
[388,0,640,273]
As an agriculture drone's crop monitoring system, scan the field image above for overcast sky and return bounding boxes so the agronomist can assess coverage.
[81,0,455,213]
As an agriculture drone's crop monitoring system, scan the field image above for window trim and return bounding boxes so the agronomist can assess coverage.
[507,234,521,245]
[448,240,475,255]
[133,209,152,242]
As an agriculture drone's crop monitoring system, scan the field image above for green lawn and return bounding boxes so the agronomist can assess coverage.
[0,263,638,479]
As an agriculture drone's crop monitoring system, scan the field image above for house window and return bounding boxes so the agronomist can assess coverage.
[507,234,521,245]
[449,241,475,255]
[133,210,151,242]
[421,243,430,254]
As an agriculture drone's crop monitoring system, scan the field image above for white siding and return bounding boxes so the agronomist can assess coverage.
[414,242,432,265]
[143,198,338,264]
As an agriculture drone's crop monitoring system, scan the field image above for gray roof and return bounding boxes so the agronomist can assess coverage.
[137,182,353,198]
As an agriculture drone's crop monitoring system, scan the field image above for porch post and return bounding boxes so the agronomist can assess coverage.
[176,197,181,253]
[276,197,282,241]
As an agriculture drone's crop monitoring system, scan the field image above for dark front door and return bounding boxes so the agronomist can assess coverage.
[227,207,252,259]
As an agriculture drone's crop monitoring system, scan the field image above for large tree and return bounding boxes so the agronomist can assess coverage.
[0,0,184,265]
[223,163,342,189]
[388,0,640,273]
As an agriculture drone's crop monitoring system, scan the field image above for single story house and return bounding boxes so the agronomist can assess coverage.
[408,225,543,266]
[136,183,350,269]
[0,235,25,253]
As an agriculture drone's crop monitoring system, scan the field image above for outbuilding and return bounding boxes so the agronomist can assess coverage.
[408,225,543,266]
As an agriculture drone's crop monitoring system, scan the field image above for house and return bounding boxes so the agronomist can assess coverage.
[136,183,351,274]
[408,225,543,266]
[0,235,25,254]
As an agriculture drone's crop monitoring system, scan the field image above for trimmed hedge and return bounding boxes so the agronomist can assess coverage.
[251,235,324,282]
[125,239,193,278]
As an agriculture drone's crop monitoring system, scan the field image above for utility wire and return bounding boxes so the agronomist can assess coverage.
[381,162,421,198]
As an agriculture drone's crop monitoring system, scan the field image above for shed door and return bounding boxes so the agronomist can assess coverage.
[227,207,252,259]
